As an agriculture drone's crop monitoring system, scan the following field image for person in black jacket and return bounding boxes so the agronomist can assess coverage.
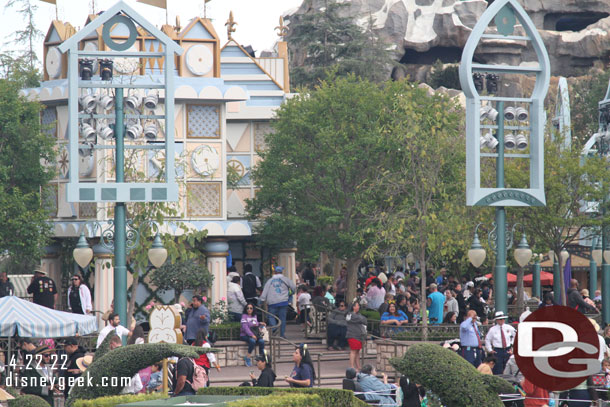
[467,288,486,318]
[567,279,597,314]
[249,353,276,387]
[60,337,85,397]
[399,375,424,407]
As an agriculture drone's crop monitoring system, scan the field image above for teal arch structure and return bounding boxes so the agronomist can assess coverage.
[459,0,550,207]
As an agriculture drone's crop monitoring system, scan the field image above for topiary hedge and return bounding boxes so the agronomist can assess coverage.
[209,321,241,340]
[390,343,513,407]
[67,343,221,406]
[197,386,368,407]
[73,393,169,407]
[8,394,50,407]
[226,393,323,407]
[94,332,118,360]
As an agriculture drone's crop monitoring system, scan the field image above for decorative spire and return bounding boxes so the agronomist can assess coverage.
[275,16,288,38]
[175,15,181,32]
[204,0,212,19]
[225,11,237,40]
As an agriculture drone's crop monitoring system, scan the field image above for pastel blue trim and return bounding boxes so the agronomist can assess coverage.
[183,22,214,40]
[48,29,60,43]
[246,96,284,107]
[221,46,247,58]
[221,63,267,75]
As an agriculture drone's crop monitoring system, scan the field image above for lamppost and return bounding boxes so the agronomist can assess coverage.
[58,3,182,331]
[73,222,168,271]
[459,0,550,314]
[468,223,532,312]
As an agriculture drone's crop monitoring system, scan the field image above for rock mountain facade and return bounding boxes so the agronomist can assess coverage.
[286,0,610,78]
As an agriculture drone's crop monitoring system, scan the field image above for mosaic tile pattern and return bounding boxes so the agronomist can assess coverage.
[254,122,272,151]
[187,182,221,217]
[42,107,57,138]
[187,105,220,138]
[79,202,97,219]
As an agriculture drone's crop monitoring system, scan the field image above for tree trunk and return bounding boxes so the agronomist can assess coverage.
[419,246,428,341]
[346,257,359,305]
[559,252,567,306]
[516,266,525,315]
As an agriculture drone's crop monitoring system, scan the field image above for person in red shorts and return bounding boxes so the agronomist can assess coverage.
[346,301,368,370]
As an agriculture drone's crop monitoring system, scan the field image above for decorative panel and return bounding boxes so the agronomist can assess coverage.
[254,122,272,151]
[187,182,222,217]
[42,184,58,218]
[79,202,97,219]
[187,105,220,138]
[42,107,57,138]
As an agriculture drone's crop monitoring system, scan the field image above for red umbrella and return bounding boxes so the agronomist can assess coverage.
[523,271,554,287]
[484,273,517,285]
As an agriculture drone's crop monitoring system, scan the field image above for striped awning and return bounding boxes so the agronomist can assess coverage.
[0,296,98,338]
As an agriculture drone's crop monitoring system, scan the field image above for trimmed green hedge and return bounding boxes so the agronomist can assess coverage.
[197,386,367,407]
[8,395,50,407]
[67,343,220,406]
[227,393,323,407]
[73,393,168,407]
[210,321,241,340]
[390,343,513,407]
[95,332,118,360]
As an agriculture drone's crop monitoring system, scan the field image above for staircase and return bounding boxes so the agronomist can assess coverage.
[210,322,377,388]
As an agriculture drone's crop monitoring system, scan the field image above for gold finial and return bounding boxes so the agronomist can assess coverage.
[275,16,288,38]
[225,11,237,40]
[204,0,212,19]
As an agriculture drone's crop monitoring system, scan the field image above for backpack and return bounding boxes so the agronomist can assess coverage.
[185,358,208,391]
[243,273,258,299]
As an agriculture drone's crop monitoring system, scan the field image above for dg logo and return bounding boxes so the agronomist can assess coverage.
[514,305,600,391]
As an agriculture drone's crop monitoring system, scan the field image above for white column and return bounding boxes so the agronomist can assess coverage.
[205,239,229,305]
[93,244,114,329]
[278,247,297,307]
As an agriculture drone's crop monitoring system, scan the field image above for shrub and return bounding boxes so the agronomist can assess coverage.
[390,343,513,407]
[227,393,323,407]
[8,395,50,407]
[197,386,368,407]
[429,60,461,90]
[95,332,118,360]
[317,276,334,287]
[73,393,168,407]
[67,343,218,406]
[360,309,380,335]
[209,321,241,340]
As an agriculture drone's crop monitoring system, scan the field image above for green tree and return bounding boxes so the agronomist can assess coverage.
[149,259,213,303]
[571,68,610,144]
[506,133,610,305]
[0,78,55,261]
[360,82,474,328]
[247,75,394,301]
[4,0,43,71]
[286,0,394,88]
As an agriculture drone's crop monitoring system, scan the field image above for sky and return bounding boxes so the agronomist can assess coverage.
[0,0,304,61]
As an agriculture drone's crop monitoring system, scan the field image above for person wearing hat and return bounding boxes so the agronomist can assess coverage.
[61,337,85,397]
[26,267,57,309]
[249,352,276,387]
[260,266,296,339]
[20,345,57,405]
[75,354,93,372]
[484,311,516,374]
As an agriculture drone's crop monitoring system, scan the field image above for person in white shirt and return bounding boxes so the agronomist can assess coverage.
[297,285,312,332]
[484,311,516,375]
[96,313,132,348]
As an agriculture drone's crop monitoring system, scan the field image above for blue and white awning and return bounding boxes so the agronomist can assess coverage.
[0,296,98,338]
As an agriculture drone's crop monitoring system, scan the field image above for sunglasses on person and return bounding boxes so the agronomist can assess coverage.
[246,306,254,310]
[71,278,79,281]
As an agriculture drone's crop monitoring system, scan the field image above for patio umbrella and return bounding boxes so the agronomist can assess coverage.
[484,272,517,285]
[0,295,98,338]
[523,271,554,287]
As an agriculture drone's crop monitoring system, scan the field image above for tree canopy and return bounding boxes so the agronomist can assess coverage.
[0,78,55,261]
[247,75,469,301]
[286,0,394,88]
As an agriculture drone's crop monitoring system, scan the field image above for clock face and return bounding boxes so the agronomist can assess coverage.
[191,145,219,176]
[115,45,139,74]
[45,47,62,79]
[185,44,213,76]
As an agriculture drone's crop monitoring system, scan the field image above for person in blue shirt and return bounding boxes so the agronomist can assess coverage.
[183,295,210,344]
[426,283,445,324]
[459,310,483,367]
[285,344,316,388]
[380,301,408,335]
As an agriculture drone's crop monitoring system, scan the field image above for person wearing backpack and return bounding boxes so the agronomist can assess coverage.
[242,264,262,305]
[173,356,208,396]
[260,266,296,339]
